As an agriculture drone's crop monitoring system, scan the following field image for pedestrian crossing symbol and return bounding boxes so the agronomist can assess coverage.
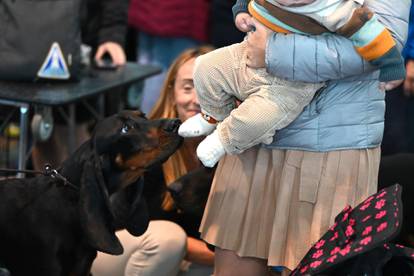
[37,42,70,79]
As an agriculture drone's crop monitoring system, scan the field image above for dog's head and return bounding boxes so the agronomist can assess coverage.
[92,110,182,189]
[168,166,215,218]
[75,110,182,255]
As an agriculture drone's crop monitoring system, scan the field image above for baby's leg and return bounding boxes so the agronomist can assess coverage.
[196,79,322,167]
[217,79,324,154]
[179,43,247,137]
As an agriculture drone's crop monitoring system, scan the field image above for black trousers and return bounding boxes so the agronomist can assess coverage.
[382,85,414,155]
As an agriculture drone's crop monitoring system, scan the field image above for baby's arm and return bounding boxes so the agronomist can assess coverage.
[233,0,254,32]
[340,6,404,84]
[264,0,410,83]
[232,0,249,21]
[235,13,254,32]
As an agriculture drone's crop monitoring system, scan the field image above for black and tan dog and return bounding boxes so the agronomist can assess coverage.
[0,110,182,276]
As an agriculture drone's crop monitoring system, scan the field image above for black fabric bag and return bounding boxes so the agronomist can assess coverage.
[0,0,81,81]
[290,184,414,276]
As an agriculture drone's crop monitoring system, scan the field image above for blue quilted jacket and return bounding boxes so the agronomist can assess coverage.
[264,0,411,151]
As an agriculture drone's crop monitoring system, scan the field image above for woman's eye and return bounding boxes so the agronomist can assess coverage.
[183,86,194,93]
[121,124,129,134]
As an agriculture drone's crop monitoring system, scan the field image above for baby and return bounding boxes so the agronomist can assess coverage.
[243,0,404,84]
[179,0,405,168]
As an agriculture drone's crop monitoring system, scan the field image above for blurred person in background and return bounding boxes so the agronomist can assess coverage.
[403,2,414,96]
[209,0,244,48]
[81,0,128,65]
[31,0,129,170]
[127,0,210,114]
[197,0,409,275]
[381,2,414,156]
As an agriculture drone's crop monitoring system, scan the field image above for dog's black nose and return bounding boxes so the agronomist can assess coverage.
[163,119,181,133]
[168,181,183,197]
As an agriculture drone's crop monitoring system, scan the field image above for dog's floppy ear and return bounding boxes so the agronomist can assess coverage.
[110,178,150,236]
[125,178,150,236]
[94,135,117,155]
[79,160,123,255]
[126,197,149,236]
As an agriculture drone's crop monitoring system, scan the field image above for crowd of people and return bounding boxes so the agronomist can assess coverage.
[14,0,414,275]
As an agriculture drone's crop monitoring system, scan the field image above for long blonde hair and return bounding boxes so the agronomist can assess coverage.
[149,46,214,209]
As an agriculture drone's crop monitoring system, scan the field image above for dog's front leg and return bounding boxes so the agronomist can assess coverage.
[30,254,63,276]
[70,246,97,276]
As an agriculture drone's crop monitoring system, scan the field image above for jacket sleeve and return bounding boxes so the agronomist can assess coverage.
[98,0,129,47]
[265,0,410,82]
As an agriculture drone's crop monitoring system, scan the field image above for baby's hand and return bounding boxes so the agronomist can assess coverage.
[235,12,254,32]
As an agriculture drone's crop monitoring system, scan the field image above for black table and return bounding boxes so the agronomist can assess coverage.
[0,63,161,177]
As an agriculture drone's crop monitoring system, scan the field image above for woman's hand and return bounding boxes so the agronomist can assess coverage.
[185,237,214,266]
[95,41,126,66]
[404,59,414,96]
[246,19,271,68]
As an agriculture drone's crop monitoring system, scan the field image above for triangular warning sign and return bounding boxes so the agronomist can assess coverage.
[37,42,70,79]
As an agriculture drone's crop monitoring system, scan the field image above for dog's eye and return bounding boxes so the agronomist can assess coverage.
[121,124,130,134]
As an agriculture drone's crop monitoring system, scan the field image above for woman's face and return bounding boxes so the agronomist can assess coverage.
[173,58,201,122]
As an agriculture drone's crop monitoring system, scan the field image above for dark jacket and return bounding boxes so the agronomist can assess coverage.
[81,0,129,50]
[210,0,244,47]
[403,3,414,60]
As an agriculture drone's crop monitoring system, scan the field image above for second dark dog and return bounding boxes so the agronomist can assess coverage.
[141,165,215,240]
[168,166,215,219]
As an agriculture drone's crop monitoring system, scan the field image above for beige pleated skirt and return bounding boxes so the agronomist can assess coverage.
[199,146,380,270]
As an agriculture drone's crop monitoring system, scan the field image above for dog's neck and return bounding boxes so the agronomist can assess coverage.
[58,141,122,194]
[59,141,96,188]
[58,139,144,195]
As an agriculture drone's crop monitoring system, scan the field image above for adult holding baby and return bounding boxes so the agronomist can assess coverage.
[194,0,411,275]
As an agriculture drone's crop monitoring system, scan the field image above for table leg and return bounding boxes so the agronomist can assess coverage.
[98,94,105,118]
[17,104,29,178]
[68,104,76,154]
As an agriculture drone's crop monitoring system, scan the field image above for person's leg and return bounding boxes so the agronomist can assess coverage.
[215,77,322,155]
[382,86,410,155]
[91,220,187,276]
[214,247,268,276]
[135,32,165,113]
[177,261,213,276]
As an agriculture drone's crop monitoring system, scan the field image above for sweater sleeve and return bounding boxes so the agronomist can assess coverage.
[98,0,129,47]
[232,0,249,20]
[265,0,410,82]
